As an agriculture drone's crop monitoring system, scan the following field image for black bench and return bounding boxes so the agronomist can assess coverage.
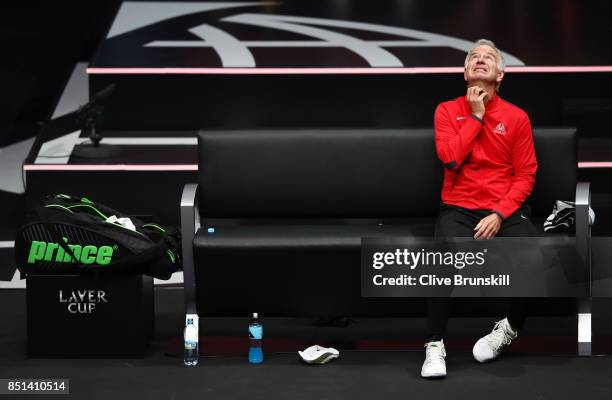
[181,128,592,353]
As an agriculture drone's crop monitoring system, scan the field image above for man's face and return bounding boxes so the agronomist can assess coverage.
[464,44,504,87]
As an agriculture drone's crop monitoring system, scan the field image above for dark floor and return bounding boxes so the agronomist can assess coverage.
[3,351,612,400]
[1,288,612,400]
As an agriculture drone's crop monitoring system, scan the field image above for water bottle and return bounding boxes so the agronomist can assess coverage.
[248,312,263,363]
[184,314,199,366]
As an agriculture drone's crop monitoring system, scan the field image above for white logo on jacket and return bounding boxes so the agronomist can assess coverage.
[494,123,506,135]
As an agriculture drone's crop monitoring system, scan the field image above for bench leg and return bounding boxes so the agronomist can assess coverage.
[578,298,592,356]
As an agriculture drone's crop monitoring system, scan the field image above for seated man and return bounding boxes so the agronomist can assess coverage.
[421,39,538,378]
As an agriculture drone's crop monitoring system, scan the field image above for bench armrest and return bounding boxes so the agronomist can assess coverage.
[181,183,200,315]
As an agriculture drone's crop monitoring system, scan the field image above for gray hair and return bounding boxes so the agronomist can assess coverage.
[464,39,506,72]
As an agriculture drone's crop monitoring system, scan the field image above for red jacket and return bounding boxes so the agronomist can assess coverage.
[434,94,537,219]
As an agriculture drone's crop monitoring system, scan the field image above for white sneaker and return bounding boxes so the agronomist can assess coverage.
[421,340,447,378]
[472,318,517,363]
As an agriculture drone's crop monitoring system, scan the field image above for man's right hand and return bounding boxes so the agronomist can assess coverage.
[466,86,487,119]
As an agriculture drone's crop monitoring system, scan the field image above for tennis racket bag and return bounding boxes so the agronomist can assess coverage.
[15,194,181,280]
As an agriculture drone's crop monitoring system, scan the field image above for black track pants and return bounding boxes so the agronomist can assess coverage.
[427,204,540,341]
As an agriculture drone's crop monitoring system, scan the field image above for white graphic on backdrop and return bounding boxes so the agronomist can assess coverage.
[110,2,525,67]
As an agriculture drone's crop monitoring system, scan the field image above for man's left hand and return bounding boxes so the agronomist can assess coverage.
[474,213,502,240]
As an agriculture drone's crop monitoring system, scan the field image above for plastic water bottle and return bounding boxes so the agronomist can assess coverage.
[248,312,263,363]
[184,315,199,366]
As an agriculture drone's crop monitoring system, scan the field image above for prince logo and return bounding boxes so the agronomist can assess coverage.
[27,238,115,265]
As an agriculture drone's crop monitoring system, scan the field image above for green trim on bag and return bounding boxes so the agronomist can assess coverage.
[143,223,166,233]
[166,250,176,263]
[44,204,74,213]
[67,204,108,220]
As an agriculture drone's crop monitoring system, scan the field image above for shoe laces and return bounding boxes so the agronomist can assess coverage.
[484,320,516,350]
[423,341,446,366]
